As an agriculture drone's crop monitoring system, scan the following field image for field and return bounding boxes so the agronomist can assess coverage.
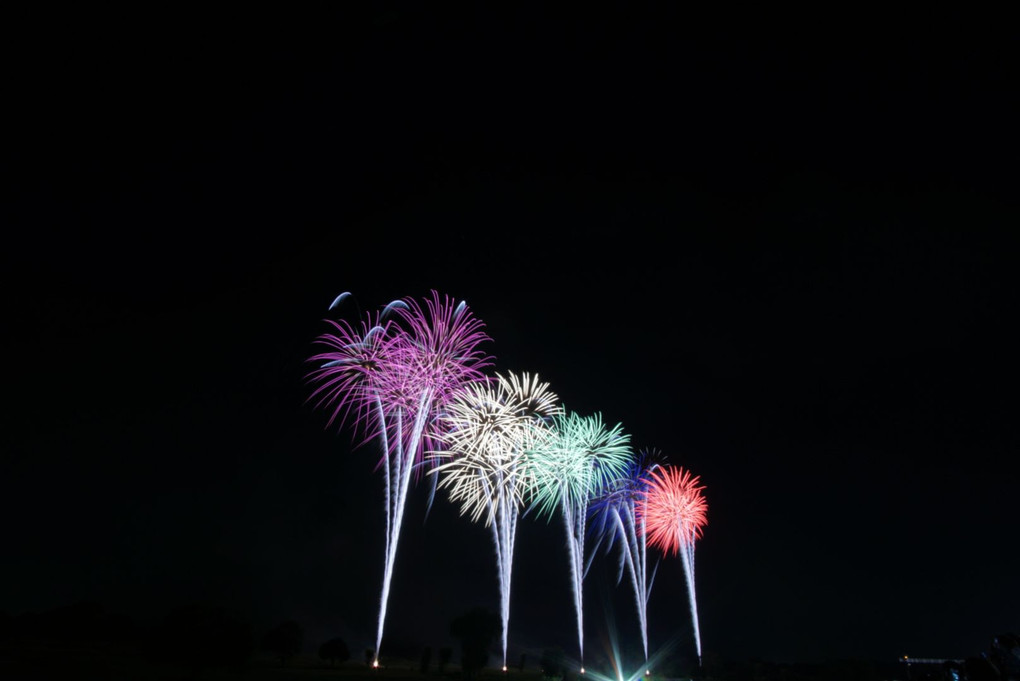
[0,644,557,681]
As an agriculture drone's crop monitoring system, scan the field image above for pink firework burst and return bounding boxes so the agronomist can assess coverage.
[637,465,708,556]
[306,291,493,472]
[305,290,494,665]
[387,290,495,469]
[305,309,401,444]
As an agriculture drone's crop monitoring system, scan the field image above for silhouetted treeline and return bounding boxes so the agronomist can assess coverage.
[0,600,345,679]
[449,605,499,679]
[1,601,1015,681]
[320,635,351,666]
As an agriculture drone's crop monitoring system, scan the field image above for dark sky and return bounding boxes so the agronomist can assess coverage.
[2,5,1017,670]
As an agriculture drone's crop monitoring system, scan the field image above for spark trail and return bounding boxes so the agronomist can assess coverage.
[430,371,561,670]
[637,465,707,664]
[527,410,633,669]
[587,449,665,662]
[306,290,493,664]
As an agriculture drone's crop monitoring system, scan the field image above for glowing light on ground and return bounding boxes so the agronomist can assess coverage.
[430,371,561,670]
[588,448,665,662]
[637,465,708,664]
[589,622,682,681]
[526,410,633,667]
[307,290,493,664]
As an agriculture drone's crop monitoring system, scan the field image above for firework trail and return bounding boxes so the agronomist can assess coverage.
[430,371,561,669]
[306,290,493,664]
[526,410,634,669]
[587,448,666,662]
[636,465,707,664]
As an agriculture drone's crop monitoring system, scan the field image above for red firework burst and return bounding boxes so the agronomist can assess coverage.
[637,465,708,555]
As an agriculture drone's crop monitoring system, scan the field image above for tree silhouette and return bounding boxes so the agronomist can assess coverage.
[450,606,499,678]
[439,646,452,673]
[319,636,351,666]
[260,619,303,664]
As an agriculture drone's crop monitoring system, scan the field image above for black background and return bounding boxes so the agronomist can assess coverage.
[2,5,1017,669]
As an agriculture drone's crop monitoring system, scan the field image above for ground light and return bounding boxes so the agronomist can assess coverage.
[583,633,681,681]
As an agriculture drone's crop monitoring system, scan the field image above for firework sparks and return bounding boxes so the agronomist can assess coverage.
[430,371,562,669]
[307,290,493,664]
[587,449,666,661]
[526,410,634,668]
[637,465,707,664]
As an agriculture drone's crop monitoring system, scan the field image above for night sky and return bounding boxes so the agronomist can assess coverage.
[3,6,1017,670]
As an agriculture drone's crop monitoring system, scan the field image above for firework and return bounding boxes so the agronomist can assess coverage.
[637,465,707,664]
[305,297,401,442]
[526,410,634,668]
[587,448,666,661]
[307,290,493,664]
[430,371,562,669]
